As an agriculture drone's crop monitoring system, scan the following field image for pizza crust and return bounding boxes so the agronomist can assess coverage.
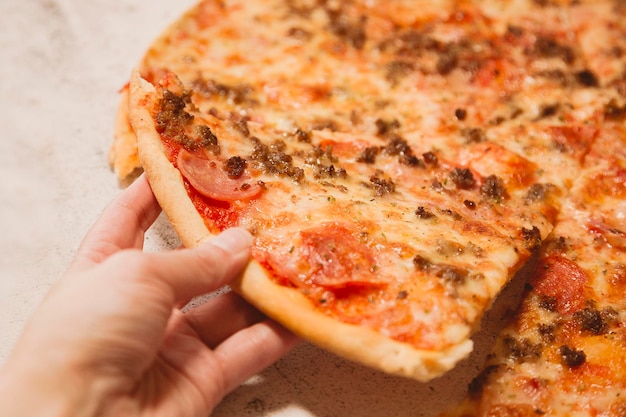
[128,71,473,381]
[109,87,144,187]
[233,261,474,381]
[129,73,211,247]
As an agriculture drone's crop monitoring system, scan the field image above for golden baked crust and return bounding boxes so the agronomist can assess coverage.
[233,261,474,380]
[129,74,210,247]
[110,87,143,187]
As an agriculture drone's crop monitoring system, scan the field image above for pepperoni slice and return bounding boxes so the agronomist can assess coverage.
[260,223,387,290]
[530,255,590,316]
[177,149,263,202]
[300,224,382,288]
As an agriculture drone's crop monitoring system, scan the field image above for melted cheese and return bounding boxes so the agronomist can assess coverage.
[128,0,626,386]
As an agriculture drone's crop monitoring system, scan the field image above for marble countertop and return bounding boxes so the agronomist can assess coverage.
[0,1,511,415]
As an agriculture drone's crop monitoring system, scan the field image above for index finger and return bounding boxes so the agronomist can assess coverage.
[70,175,162,272]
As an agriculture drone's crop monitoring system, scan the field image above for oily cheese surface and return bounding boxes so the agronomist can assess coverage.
[124,0,625,384]
[438,2,626,415]
[440,123,626,417]
[129,72,474,380]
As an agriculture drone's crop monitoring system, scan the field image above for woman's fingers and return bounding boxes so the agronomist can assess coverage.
[152,228,253,305]
[213,319,301,394]
[102,227,253,307]
[183,291,266,349]
[70,176,162,272]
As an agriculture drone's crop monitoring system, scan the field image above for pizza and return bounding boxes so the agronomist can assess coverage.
[112,0,626,393]
[440,120,626,416]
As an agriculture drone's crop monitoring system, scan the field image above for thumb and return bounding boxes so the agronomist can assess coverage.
[134,228,253,305]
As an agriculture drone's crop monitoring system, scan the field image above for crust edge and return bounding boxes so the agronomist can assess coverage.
[129,72,210,246]
[232,261,474,381]
[110,87,144,187]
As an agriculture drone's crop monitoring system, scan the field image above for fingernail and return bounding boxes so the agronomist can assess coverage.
[207,228,253,254]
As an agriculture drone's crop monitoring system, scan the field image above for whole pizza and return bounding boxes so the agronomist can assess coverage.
[110,0,626,413]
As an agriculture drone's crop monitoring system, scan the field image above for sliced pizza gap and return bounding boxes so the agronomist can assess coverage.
[439,120,626,416]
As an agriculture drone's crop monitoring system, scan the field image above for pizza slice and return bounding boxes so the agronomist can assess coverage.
[127,66,561,381]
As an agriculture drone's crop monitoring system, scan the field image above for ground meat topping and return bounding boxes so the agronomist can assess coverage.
[605,99,626,121]
[532,36,575,64]
[436,45,459,75]
[249,140,304,181]
[481,175,508,201]
[315,163,347,180]
[326,7,367,49]
[368,174,396,196]
[535,103,560,120]
[385,60,415,83]
[294,128,311,143]
[504,336,542,362]
[382,136,410,156]
[304,145,347,180]
[155,89,194,144]
[375,118,401,137]
[574,307,608,335]
[422,151,439,166]
[559,345,586,368]
[439,209,463,221]
[450,167,476,189]
[415,206,435,219]
[230,113,251,137]
[195,125,220,154]
[521,226,542,250]
[525,183,551,203]
[396,290,408,300]
[538,323,557,343]
[310,118,339,132]
[463,199,477,209]
[356,146,380,164]
[382,136,423,167]
[192,78,256,106]
[461,127,487,144]
[506,25,524,37]
[537,294,558,312]
[455,108,467,121]
[413,254,470,284]
[576,69,599,87]
[223,156,247,179]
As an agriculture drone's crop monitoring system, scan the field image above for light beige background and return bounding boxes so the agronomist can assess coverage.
[0,1,520,415]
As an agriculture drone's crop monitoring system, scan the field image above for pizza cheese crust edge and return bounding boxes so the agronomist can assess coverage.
[109,88,143,187]
[129,71,473,382]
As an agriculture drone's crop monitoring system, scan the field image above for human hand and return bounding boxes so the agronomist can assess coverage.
[0,176,299,417]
